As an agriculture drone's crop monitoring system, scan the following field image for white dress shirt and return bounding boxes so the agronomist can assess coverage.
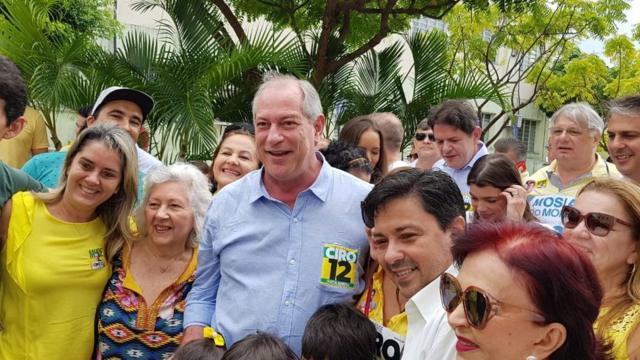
[402,265,458,360]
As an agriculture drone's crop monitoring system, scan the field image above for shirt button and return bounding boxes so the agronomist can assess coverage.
[284,300,291,306]
[289,259,296,265]
[293,218,298,223]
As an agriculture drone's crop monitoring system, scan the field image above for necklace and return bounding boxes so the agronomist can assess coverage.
[141,242,189,274]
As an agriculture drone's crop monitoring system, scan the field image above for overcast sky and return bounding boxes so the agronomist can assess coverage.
[579,0,640,56]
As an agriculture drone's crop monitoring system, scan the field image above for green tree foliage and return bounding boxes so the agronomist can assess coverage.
[214,0,538,88]
[330,31,505,150]
[443,0,628,144]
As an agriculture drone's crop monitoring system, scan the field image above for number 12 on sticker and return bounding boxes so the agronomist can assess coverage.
[320,244,359,289]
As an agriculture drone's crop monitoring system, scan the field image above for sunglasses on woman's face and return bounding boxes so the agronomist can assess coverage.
[561,205,632,236]
[415,132,435,142]
[439,273,545,329]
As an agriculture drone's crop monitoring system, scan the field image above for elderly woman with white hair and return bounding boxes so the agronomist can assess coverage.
[95,163,212,360]
[526,102,620,232]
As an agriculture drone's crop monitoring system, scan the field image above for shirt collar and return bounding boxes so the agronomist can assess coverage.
[443,142,488,170]
[408,264,457,321]
[249,152,330,203]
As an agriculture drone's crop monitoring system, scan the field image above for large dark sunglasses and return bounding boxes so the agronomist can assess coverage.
[439,273,544,329]
[561,205,632,236]
[415,132,435,142]
[224,122,255,135]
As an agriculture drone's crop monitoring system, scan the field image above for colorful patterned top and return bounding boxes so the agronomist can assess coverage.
[97,247,197,360]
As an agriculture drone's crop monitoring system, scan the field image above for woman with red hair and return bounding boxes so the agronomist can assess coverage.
[442,222,610,360]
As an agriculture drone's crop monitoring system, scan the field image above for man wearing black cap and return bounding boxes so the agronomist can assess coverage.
[22,86,160,188]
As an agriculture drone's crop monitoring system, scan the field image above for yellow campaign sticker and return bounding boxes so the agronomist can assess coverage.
[320,244,358,289]
[535,179,548,189]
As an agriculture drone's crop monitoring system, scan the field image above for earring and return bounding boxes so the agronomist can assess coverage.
[526,356,538,360]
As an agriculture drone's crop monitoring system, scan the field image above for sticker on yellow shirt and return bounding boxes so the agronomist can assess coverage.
[535,179,548,189]
[89,248,106,270]
[320,244,358,289]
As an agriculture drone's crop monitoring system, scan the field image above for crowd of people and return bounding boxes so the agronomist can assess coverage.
[3,51,640,360]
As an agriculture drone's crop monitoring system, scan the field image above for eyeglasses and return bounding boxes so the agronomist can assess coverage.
[439,273,545,329]
[361,201,374,228]
[561,205,632,236]
[415,132,435,142]
[550,127,585,137]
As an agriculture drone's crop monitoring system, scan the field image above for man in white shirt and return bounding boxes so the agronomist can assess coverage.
[361,169,465,360]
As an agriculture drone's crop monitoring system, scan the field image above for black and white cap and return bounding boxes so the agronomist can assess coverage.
[91,86,154,120]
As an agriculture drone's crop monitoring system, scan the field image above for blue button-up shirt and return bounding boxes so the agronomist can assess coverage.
[432,142,488,195]
[184,156,372,354]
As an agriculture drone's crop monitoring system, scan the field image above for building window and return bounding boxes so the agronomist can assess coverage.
[519,119,537,153]
[481,113,493,128]
[411,17,447,34]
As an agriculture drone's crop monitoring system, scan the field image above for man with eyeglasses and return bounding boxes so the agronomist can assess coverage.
[606,95,640,184]
[526,102,619,233]
[361,169,464,360]
[21,86,160,190]
[410,118,441,171]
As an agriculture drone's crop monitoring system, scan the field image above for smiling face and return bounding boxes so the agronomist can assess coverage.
[607,114,640,183]
[89,100,144,141]
[254,80,324,186]
[358,129,381,169]
[62,140,123,215]
[563,190,637,281]
[212,133,259,190]
[549,116,598,167]
[371,195,454,299]
[434,124,480,170]
[470,184,507,223]
[145,181,195,247]
[447,249,554,360]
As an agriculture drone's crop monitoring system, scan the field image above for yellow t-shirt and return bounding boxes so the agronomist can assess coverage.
[526,154,620,232]
[357,265,407,336]
[0,191,110,359]
[0,107,49,168]
[598,303,640,360]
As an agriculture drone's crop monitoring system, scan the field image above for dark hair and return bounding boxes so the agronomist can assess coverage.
[467,154,536,222]
[0,55,28,126]
[78,104,93,118]
[452,222,610,360]
[302,303,377,360]
[172,338,225,360]
[339,116,388,183]
[607,95,640,119]
[426,100,478,135]
[416,117,431,131]
[221,332,298,360]
[494,137,526,161]
[209,124,260,192]
[321,140,373,175]
[362,169,464,230]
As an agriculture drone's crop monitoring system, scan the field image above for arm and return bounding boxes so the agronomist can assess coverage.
[182,202,222,344]
[0,200,12,250]
[1,162,46,200]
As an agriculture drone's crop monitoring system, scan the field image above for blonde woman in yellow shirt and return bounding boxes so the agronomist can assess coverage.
[563,178,640,359]
[0,125,139,359]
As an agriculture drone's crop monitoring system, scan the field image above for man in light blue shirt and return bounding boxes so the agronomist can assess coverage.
[428,100,488,207]
[182,73,372,354]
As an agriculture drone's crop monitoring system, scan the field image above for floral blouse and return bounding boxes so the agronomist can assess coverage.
[96,248,197,360]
